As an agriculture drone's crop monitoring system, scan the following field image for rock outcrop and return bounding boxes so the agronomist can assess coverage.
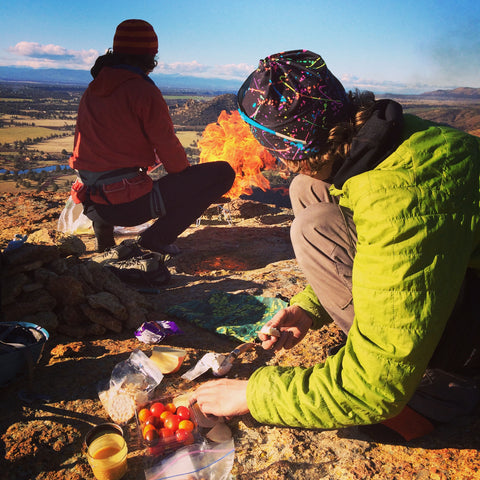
[1,234,158,338]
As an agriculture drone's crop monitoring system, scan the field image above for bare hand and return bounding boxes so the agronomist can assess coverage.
[258,305,312,351]
[190,378,249,418]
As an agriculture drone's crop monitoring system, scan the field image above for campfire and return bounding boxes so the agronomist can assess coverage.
[198,110,279,199]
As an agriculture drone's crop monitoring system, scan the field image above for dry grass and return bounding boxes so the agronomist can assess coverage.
[31,119,76,127]
[28,135,74,153]
[24,130,198,154]
[176,130,201,147]
[0,171,76,194]
[0,126,56,143]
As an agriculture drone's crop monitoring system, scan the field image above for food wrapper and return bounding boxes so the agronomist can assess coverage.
[181,352,226,381]
[135,320,183,344]
[98,349,164,425]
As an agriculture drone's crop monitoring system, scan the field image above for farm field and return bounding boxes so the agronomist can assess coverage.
[29,118,76,127]
[175,130,201,147]
[0,125,58,143]
[24,130,198,155]
[27,135,74,154]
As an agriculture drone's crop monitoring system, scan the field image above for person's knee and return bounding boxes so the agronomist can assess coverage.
[220,161,236,188]
[289,174,310,204]
[207,161,235,190]
[291,205,323,249]
[291,203,342,253]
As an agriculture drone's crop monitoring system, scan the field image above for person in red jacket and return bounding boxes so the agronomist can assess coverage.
[70,19,235,259]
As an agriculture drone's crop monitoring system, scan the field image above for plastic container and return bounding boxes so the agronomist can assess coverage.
[136,396,199,457]
[86,432,128,480]
[84,423,124,450]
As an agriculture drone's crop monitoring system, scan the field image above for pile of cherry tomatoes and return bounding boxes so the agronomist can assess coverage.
[138,400,196,454]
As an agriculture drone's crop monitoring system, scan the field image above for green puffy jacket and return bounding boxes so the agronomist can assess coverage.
[246,115,480,429]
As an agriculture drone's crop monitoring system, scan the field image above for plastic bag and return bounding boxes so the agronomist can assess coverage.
[57,195,152,236]
[57,195,94,235]
[114,221,152,236]
[98,349,164,425]
[144,439,235,480]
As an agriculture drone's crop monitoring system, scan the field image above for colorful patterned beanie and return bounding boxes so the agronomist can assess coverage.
[237,50,351,161]
[113,19,158,55]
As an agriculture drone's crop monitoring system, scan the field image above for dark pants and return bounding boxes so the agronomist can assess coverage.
[85,161,235,250]
[289,174,480,422]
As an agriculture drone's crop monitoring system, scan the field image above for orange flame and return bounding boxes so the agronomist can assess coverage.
[198,110,277,199]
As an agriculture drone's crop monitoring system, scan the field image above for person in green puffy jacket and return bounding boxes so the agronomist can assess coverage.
[192,50,480,440]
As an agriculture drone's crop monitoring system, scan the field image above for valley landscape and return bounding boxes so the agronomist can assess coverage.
[1,80,480,479]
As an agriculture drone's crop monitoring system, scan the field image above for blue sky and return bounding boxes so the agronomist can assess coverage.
[1,0,479,94]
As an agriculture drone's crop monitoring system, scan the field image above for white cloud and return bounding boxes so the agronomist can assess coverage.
[7,41,98,70]
[340,73,459,95]
[4,41,255,80]
[156,60,254,80]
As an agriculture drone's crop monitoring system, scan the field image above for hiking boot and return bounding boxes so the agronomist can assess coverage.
[106,253,171,285]
[93,222,115,253]
[147,260,172,286]
[110,252,161,273]
[138,237,181,256]
[91,239,144,265]
[156,243,181,256]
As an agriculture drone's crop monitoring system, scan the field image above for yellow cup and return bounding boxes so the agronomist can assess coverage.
[86,432,128,480]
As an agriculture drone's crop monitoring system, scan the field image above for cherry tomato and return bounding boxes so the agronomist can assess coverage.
[165,402,176,413]
[150,402,165,417]
[158,427,174,439]
[144,428,159,446]
[148,444,164,456]
[159,411,172,423]
[142,423,156,438]
[175,429,194,445]
[145,415,161,428]
[164,414,180,431]
[176,406,191,420]
[138,408,152,424]
[178,419,194,432]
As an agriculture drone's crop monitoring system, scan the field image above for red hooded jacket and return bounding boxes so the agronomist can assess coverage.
[70,66,189,173]
[69,66,189,205]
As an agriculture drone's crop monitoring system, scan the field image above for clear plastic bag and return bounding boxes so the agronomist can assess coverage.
[110,349,163,392]
[144,439,235,480]
[57,195,93,235]
[98,349,164,425]
[57,195,152,236]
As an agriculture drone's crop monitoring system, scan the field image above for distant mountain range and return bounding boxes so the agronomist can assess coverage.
[1,65,479,99]
[0,65,241,94]
[385,87,480,100]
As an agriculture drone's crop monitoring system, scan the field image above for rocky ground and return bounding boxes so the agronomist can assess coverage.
[0,191,479,480]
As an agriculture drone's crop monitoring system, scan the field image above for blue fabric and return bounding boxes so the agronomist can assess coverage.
[165,291,288,342]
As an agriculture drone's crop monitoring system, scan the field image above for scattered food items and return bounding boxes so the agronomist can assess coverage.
[98,349,164,425]
[150,346,187,374]
[98,388,138,426]
[137,398,197,457]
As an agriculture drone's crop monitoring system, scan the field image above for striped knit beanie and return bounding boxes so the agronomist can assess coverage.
[238,50,351,162]
[113,19,158,55]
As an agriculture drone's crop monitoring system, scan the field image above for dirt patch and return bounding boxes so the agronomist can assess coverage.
[1,191,479,480]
